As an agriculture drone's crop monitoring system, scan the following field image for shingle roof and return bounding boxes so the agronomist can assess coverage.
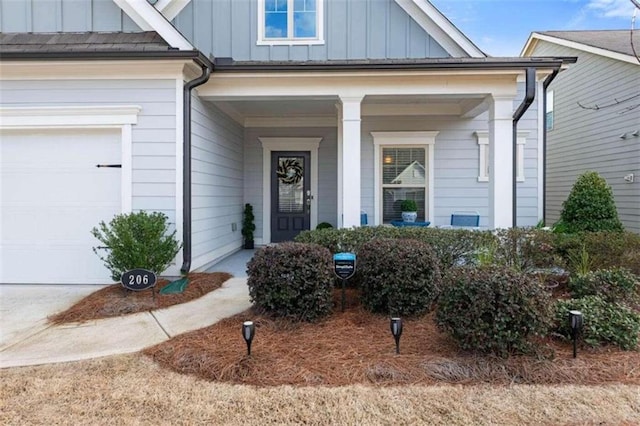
[0,31,173,53]
[538,30,640,57]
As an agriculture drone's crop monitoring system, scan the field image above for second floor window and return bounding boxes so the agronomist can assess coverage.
[259,0,324,44]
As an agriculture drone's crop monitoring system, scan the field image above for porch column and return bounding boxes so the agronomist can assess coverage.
[339,95,363,228]
[489,95,515,229]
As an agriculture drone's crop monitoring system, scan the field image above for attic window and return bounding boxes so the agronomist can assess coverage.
[258,0,324,45]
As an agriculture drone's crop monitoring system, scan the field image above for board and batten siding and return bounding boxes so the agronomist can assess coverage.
[530,41,640,233]
[243,127,338,242]
[190,94,244,269]
[174,0,449,61]
[0,78,179,232]
[0,0,140,33]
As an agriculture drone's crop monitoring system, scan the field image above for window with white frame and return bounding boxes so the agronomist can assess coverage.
[475,131,528,182]
[371,132,438,225]
[546,90,554,131]
[258,0,324,45]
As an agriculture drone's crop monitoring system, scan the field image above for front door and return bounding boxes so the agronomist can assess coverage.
[271,151,311,242]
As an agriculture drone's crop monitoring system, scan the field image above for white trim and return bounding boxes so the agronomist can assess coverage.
[154,0,190,20]
[475,130,527,183]
[371,131,439,226]
[257,0,325,46]
[0,105,140,216]
[174,79,184,276]
[245,116,336,128]
[537,80,545,222]
[258,137,322,244]
[393,0,485,58]
[112,0,193,50]
[522,33,639,65]
[516,132,528,183]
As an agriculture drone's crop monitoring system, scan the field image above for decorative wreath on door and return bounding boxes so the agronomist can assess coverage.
[277,158,303,184]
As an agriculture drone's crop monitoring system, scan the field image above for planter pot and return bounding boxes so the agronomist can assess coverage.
[401,211,417,222]
[244,240,254,250]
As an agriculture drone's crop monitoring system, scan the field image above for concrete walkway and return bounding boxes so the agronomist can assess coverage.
[1,252,254,369]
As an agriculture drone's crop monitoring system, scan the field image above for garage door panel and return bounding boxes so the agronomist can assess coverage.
[1,129,121,284]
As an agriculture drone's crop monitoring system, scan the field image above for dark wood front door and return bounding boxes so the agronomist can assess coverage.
[271,151,311,242]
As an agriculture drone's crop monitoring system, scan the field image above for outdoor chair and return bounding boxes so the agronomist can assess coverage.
[450,211,480,227]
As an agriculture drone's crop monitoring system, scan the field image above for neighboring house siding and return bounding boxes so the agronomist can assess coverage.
[0,0,140,33]
[174,0,449,61]
[0,78,179,229]
[531,41,640,233]
[190,94,244,268]
[244,127,338,241]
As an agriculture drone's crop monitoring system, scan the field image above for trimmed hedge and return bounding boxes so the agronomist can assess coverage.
[553,296,640,350]
[436,266,552,356]
[246,242,333,322]
[358,238,440,316]
[569,268,640,306]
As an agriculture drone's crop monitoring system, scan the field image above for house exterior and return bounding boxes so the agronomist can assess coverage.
[0,0,572,284]
[522,30,640,233]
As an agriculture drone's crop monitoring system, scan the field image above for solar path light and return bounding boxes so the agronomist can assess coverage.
[242,321,255,356]
[569,310,583,358]
[390,317,403,355]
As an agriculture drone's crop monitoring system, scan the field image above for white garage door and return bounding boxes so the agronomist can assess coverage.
[1,128,121,284]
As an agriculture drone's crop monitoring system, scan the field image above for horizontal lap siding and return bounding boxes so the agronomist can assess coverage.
[190,95,244,268]
[174,0,449,61]
[0,79,178,231]
[0,0,138,32]
[531,41,640,233]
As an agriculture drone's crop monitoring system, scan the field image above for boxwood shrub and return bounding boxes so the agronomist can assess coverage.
[246,242,333,322]
[553,296,640,350]
[569,268,639,306]
[436,266,552,356]
[358,238,441,316]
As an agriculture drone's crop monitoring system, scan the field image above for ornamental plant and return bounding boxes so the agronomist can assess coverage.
[91,211,181,282]
[569,268,640,306]
[556,171,623,233]
[400,199,418,212]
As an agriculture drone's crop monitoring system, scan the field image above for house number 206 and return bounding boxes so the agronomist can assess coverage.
[121,268,157,291]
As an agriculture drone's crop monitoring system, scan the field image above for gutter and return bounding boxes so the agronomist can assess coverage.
[541,67,561,226]
[511,67,536,228]
[180,60,213,275]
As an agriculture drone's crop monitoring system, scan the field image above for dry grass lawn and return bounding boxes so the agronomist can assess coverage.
[1,355,639,425]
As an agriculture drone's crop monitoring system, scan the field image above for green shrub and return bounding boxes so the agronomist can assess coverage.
[358,238,440,316]
[400,199,418,212]
[315,222,333,230]
[569,268,640,306]
[492,228,557,272]
[91,211,181,282]
[557,171,623,233]
[246,242,333,322]
[436,266,552,356]
[553,296,640,350]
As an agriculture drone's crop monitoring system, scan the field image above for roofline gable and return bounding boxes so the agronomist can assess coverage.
[522,32,639,65]
[112,0,193,50]
[394,0,486,58]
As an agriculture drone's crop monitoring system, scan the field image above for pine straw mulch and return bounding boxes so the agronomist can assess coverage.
[144,288,640,387]
[49,272,232,325]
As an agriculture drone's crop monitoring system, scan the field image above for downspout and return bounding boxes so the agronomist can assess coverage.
[511,67,536,228]
[181,62,212,275]
[542,67,561,226]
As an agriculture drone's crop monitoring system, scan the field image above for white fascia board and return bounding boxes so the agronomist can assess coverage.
[0,105,141,129]
[394,0,485,58]
[112,0,193,50]
[154,0,191,21]
[523,33,638,65]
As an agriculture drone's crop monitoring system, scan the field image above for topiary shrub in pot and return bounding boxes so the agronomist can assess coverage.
[91,211,182,282]
[358,238,440,316]
[556,171,623,233]
[400,199,418,223]
[436,266,552,356]
[246,242,333,322]
[242,203,256,249]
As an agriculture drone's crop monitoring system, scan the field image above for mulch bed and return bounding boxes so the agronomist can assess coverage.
[49,272,232,324]
[144,288,640,387]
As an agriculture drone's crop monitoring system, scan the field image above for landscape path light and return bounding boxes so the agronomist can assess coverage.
[242,321,255,356]
[569,310,583,358]
[390,317,403,355]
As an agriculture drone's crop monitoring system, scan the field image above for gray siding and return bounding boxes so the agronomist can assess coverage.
[0,78,179,230]
[191,94,245,268]
[0,0,140,33]
[243,127,338,241]
[174,0,449,61]
[531,41,640,233]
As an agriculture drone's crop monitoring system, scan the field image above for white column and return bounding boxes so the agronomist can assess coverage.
[489,95,514,229]
[336,103,344,228]
[339,96,363,228]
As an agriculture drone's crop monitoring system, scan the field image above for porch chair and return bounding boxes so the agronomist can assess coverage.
[450,211,480,227]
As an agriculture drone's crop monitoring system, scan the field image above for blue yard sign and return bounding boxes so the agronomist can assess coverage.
[333,252,356,280]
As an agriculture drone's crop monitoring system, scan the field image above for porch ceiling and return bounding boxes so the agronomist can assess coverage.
[213,94,489,127]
